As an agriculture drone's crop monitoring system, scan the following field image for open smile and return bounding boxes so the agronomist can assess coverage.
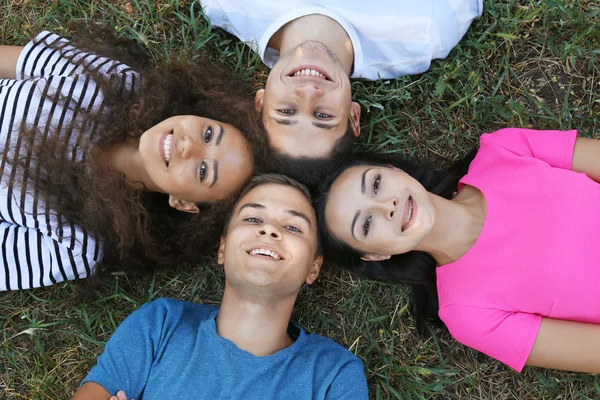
[246,245,284,261]
[400,196,417,232]
[159,129,174,167]
[287,65,331,81]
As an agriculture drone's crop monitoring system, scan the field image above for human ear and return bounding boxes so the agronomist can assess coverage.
[254,89,265,112]
[305,255,323,285]
[168,196,200,214]
[217,236,226,265]
[349,102,361,137]
[360,253,391,262]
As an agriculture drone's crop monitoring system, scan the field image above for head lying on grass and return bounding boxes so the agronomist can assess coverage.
[72,174,368,400]
[315,128,600,374]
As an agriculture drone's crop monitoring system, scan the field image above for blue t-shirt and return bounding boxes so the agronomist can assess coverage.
[83,298,368,399]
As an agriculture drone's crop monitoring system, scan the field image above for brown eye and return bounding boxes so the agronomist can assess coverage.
[314,111,332,119]
[204,127,213,143]
[363,215,372,236]
[200,162,207,182]
[373,175,380,195]
[285,225,302,233]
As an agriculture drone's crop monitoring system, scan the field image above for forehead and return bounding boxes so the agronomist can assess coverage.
[325,165,368,222]
[236,183,315,221]
[330,165,365,195]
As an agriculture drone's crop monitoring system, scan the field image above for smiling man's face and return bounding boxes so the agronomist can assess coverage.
[218,181,322,298]
[255,41,360,158]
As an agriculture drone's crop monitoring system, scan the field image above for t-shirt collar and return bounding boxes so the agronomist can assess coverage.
[206,309,308,360]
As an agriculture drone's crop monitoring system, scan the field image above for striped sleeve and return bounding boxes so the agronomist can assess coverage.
[0,30,128,290]
[0,221,99,291]
[16,31,139,95]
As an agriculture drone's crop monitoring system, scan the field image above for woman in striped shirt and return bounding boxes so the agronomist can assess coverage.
[0,29,261,290]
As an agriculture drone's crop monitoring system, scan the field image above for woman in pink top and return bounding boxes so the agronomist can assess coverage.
[315,128,600,373]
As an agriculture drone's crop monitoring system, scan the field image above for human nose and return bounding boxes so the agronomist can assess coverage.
[294,84,324,104]
[180,136,203,160]
[257,221,282,240]
[376,197,398,220]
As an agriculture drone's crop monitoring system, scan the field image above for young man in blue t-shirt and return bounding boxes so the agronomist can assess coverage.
[72,174,368,400]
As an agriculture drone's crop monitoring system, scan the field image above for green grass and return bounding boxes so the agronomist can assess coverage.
[1,0,600,398]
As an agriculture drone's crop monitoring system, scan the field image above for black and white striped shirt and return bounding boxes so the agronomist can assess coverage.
[0,31,138,290]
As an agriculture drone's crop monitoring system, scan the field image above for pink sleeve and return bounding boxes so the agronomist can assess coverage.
[439,304,542,372]
[481,128,577,170]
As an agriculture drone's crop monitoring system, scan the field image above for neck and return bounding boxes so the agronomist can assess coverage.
[417,190,485,266]
[216,284,297,356]
[103,143,159,192]
[269,14,354,75]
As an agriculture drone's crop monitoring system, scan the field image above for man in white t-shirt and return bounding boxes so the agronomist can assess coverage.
[199,0,483,183]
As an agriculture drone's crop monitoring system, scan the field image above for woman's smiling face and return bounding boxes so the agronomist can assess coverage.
[324,165,436,257]
[138,115,253,204]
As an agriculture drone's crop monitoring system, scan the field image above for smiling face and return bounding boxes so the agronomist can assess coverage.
[325,165,436,258]
[138,115,253,204]
[256,41,360,158]
[218,182,322,298]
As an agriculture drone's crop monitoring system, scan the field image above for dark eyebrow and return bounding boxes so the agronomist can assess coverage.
[352,168,371,239]
[287,210,312,228]
[351,210,361,241]
[271,117,298,126]
[216,124,224,145]
[312,121,340,130]
[238,203,265,214]
[361,168,371,194]
[210,160,219,188]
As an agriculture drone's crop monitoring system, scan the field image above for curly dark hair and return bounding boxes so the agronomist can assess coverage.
[313,149,477,333]
[11,26,266,288]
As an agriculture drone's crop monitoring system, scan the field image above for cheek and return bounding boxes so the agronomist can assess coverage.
[287,236,314,259]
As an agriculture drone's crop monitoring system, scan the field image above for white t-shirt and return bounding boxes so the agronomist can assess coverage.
[199,0,483,80]
[0,31,138,290]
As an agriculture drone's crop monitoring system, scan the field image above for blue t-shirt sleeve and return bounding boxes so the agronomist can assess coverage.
[325,358,369,399]
[81,300,172,397]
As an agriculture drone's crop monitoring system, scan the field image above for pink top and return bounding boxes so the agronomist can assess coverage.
[437,128,600,372]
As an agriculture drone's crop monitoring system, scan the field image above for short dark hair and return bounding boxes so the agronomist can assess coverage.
[261,116,355,187]
[222,173,322,255]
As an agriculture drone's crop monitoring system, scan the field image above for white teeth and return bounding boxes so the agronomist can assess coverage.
[249,248,281,260]
[293,69,326,79]
[163,134,172,164]
[404,199,413,226]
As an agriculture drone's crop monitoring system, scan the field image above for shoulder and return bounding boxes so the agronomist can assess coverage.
[136,298,218,324]
[438,303,493,344]
[303,332,363,366]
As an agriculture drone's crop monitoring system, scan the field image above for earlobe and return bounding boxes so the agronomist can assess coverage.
[217,237,226,265]
[350,102,361,137]
[168,195,200,214]
[305,255,323,285]
[254,89,265,112]
[360,254,391,262]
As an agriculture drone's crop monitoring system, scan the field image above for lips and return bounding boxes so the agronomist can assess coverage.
[287,64,331,81]
[400,196,416,232]
[246,245,284,261]
[159,129,174,166]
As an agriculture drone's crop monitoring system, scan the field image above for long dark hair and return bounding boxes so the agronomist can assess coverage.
[314,149,477,332]
[11,26,265,288]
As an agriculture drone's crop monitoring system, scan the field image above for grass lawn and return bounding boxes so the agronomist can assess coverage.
[1,0,600,399]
